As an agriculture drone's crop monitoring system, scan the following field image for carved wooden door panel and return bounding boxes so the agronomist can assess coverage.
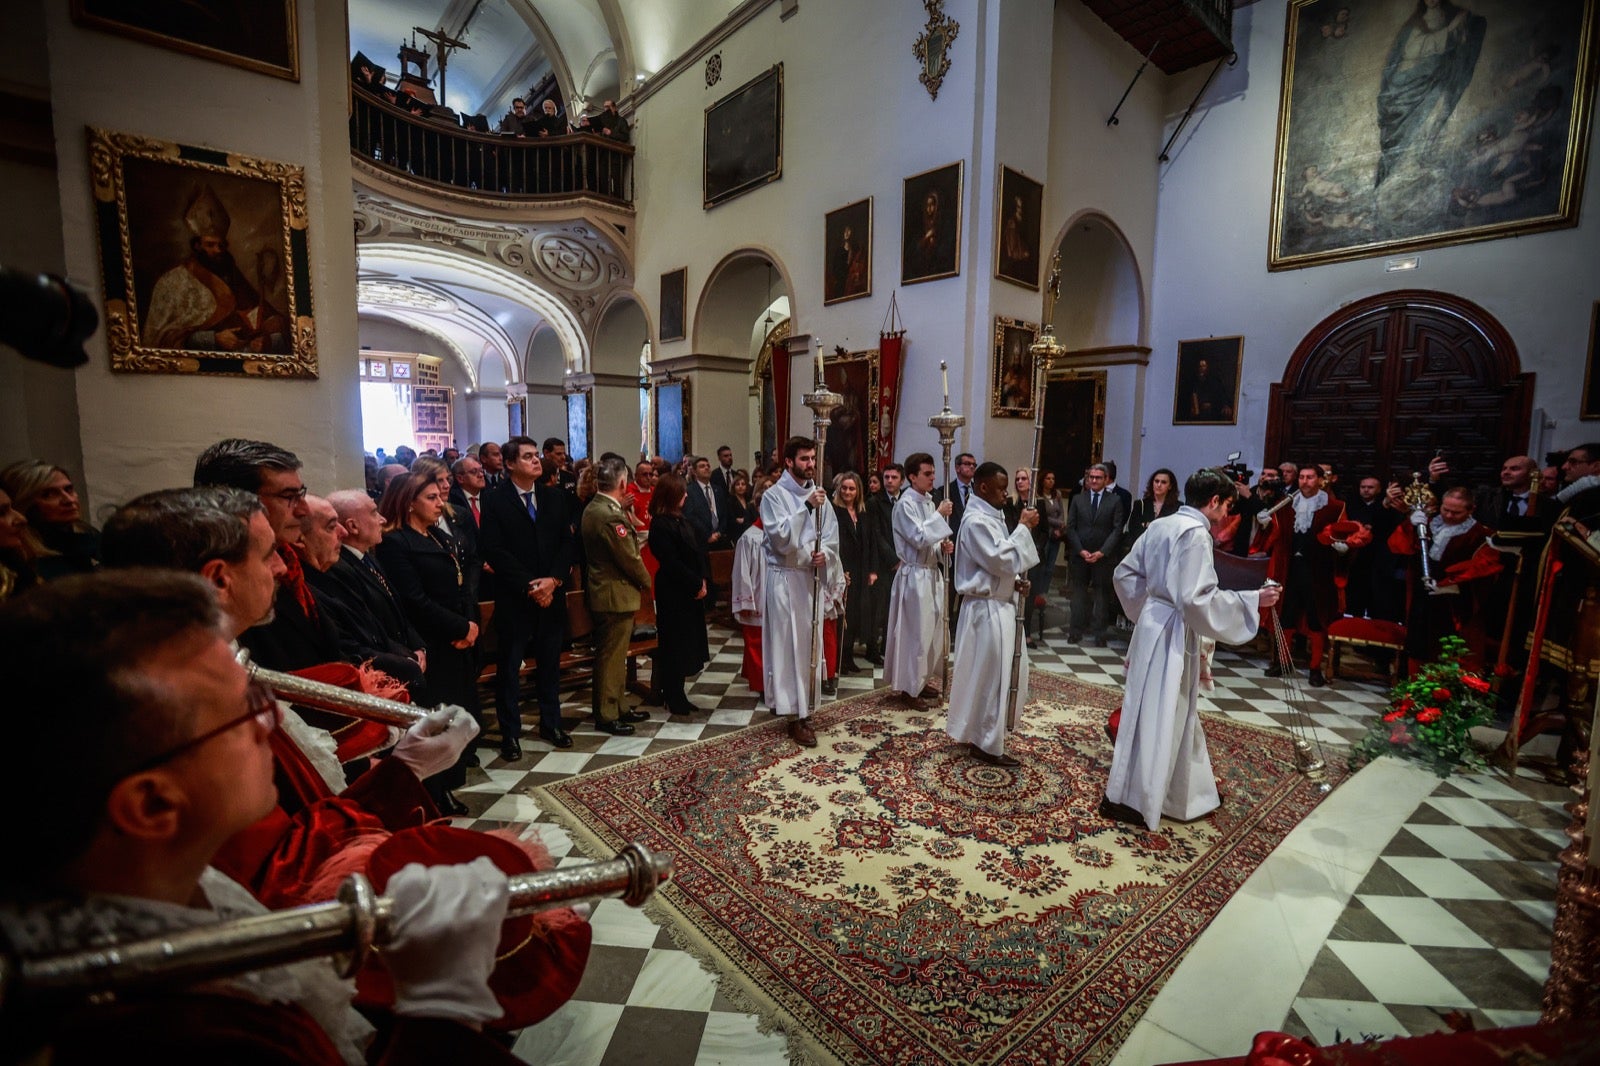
[1040,371,1106,487]
[1266,291,1531,489]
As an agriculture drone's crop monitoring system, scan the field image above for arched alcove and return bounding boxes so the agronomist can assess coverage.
[692,249,795,356]
[1048,212,1145,350]
[594,292,650,376]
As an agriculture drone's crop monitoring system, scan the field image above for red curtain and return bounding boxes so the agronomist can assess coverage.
[773,338,792,447]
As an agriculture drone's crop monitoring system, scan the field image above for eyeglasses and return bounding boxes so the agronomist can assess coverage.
[131,679,281,772]
[263,486,309,503]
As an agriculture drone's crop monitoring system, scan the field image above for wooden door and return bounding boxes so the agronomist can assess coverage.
[1266,291,1531,489]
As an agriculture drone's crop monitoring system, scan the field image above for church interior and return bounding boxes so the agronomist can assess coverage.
[2,0,1599,1061]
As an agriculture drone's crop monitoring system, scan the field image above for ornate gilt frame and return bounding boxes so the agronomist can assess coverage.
[88,127,316,378]
[71,0,300,81]
[992,316,1040,419]
[912,0,960,101]
[1050,367,1108,464]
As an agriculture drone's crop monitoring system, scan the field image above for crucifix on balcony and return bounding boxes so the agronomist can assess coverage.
[413,24,471,111]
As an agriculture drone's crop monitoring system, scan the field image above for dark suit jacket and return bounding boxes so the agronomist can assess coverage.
[865,491,898,576]
[710,465,737,497]
[935,480,972,534]
[315,547,425,653]
[477,479,572,624]
[683,477,730,550]
[1066,490,1127,557]
[1473,486,1551,536]
[1109,485,1134,534]
[239,582,343,672]
[373,526,475,647]
[437,502,482,606]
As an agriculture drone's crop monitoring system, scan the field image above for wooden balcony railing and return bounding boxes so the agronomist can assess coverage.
[349,89,634,205]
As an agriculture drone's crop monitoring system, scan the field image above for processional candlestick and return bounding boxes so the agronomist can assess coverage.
[928,361,966,704]
[802,337,843,709]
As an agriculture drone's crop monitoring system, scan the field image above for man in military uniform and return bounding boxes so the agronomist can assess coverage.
[581,456,654,735]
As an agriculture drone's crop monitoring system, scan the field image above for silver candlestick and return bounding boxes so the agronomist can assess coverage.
[928,360,966,704]
[803,338,843,709]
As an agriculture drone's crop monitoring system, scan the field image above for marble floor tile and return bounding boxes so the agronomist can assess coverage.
[533,751,597,775]
[1357,895,1491,948]
[692,1012,791,1066]
[512,999,625,1066]
[1107,1020,1218,1065]
[1325,942,1471,1007]
[626,949,719,1012]
[1421,796,1522,828]
[479,791,546,823]
[655,721,708,741]
[1412,946,1547,1010]
[598,1006,707,1066]
[1401,824,1515,862]
[587,897,669,949]
[1290,997,1406,1046]
[570,944,649,1004]
[595,735,653,757]
[1498,947,1553,986]
[1379,857,1503,900]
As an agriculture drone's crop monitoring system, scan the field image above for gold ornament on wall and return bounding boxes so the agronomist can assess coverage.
[912,0,959,101]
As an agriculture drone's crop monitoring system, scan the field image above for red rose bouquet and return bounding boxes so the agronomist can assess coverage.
[1350,635,1493,777]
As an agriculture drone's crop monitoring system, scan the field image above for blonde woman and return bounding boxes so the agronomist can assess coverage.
[831,471,868,674]
[0,460,100,579]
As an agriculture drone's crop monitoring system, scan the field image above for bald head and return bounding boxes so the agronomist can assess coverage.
[1499,455,1535,493]
[327,488,384,552]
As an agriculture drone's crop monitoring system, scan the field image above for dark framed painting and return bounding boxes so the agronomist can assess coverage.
[991,316,1040,419]
[655,379,690,463]
[1582,301,1600,420]
[565,388,592,460]
[823,197,873,305]
[88,127,316,378]
[1269,0,1598,271]
[1173,336,1243,426]
[821,348,880,485]
[660,267,686,343]
[704,64,783,208]
[901,161,963,284]
[994,165,1044,290]
[72,0,299,81]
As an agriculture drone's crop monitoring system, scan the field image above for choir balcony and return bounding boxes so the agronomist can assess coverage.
[349,87,634,208]
[1079,0,1234,73]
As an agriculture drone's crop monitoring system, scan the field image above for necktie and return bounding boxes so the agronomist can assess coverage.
[705,483,717,521]
[523,491,537,522]
[469,495,481,525]
[362,553,396,600]
[1091,492,1101,514]
[1508,495,1524,517]
[960,483,969,506]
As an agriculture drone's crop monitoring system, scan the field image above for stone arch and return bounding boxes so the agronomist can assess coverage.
[593,289,653,376]
[1046,210,1146,350]
[357,311,476,386]
[691,247,796,357]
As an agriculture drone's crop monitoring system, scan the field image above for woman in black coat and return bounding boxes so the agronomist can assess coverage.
[1126,468,1181,547]
[831,471,867,674]
[727,469,758,542]
[375,469,479,813]
[647,473,710,716]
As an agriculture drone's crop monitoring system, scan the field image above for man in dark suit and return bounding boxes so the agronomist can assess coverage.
[934,452,977,635]
[1065,463,1127,646]
[478,435,574,757]
[710,445,737,497]
[541,437,578,495]
[323,488,429,682]
[684,455,731,553]
[862,462,903,665]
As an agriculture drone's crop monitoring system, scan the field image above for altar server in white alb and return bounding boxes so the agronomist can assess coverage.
[759,436,840,748]
[947,462,1039,766]
[884,451,955,706]
[1103,468,1281,831]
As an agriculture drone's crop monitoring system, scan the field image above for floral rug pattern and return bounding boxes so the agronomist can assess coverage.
[536,672,1342,1064]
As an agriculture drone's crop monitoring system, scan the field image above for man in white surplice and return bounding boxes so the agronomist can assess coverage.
[947,462,1039,766]
[759,437,839,748]
[884,451,955,706]
[1103,468,1281,830]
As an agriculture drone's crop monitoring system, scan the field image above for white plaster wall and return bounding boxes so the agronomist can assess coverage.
[1143,1,1600,486]
[40,0,361,509]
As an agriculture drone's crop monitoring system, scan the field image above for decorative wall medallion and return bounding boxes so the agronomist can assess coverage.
[706,52,723,88]
[534,234,603,287]
[912,0,959,101]
[356,279,458,313]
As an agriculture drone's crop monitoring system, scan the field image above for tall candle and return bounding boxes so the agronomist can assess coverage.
[941,361,949,408]
[815,339,824,386]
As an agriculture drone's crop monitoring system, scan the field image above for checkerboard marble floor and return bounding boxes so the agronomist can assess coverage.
[444,605,1573,1065]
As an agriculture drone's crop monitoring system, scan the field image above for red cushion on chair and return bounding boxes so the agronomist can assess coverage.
[1327,617,1406,645]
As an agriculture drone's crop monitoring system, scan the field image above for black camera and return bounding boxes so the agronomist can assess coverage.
[1221,451,1254,485]
[0,265,99,369]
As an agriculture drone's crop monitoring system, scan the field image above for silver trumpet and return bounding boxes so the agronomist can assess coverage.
[237,647,427,727]
[0,843,672,1010]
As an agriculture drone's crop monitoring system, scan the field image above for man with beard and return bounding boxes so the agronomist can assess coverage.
[143,186,288,353]
[1386,484,1501,665]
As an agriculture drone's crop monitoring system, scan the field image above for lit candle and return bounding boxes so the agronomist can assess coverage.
[941,361,949,408]
[815,338,824,387]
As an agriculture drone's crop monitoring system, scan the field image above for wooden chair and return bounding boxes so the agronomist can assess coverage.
[1327,617,1407,684]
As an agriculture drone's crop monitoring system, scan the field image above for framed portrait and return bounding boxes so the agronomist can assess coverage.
[823,197,872,305]
[655,379,690,463]
[1173,336,1243,426]
[821,348,881,485]
[72,0,299,81]
[901,160,963,284]
[660,267,686,343]
[994,165,1044,290]
[565,388,592,460]
[1268,0,1598,271]
[704,64,783,208]
[88,127,316,378]
[1583,301,1600,420]
[1040,370,1108,490]
[991,317,1040,419]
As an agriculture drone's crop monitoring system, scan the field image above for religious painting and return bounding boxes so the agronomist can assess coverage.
[1269,0,1598,271]
[1582,301,1600,420]
[660,267,686,343]
[655,379,690,464]
[901,161,962,285]
[823,198,873,305]
[1173,336,1243,426]
[994,166,1044,290]
[88,127,316,378]
[72,0,299,81]
[565,388,592,460]
[821,347,880,485]
[991,317,1040,419]
[1040,371,1107,492]
[704,64,783,208]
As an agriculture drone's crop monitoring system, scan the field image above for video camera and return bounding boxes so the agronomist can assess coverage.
[0,264,99,369]
[1221,451,1254,486]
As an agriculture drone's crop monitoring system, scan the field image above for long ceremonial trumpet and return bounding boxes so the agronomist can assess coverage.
[0,843,672,1011]
[237,647,427,727]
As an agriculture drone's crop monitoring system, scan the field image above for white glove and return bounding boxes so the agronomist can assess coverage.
[384,858,507,1025]
[1256,511,1274,527]
[391,705,479,780]
[1332,540,1349,554]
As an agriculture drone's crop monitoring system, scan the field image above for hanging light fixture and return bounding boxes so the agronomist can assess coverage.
[763,260,775,330]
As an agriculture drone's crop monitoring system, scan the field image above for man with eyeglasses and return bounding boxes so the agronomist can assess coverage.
[0,570,523,1064]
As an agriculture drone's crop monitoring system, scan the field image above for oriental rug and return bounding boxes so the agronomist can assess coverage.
[533,671,1345,1065]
